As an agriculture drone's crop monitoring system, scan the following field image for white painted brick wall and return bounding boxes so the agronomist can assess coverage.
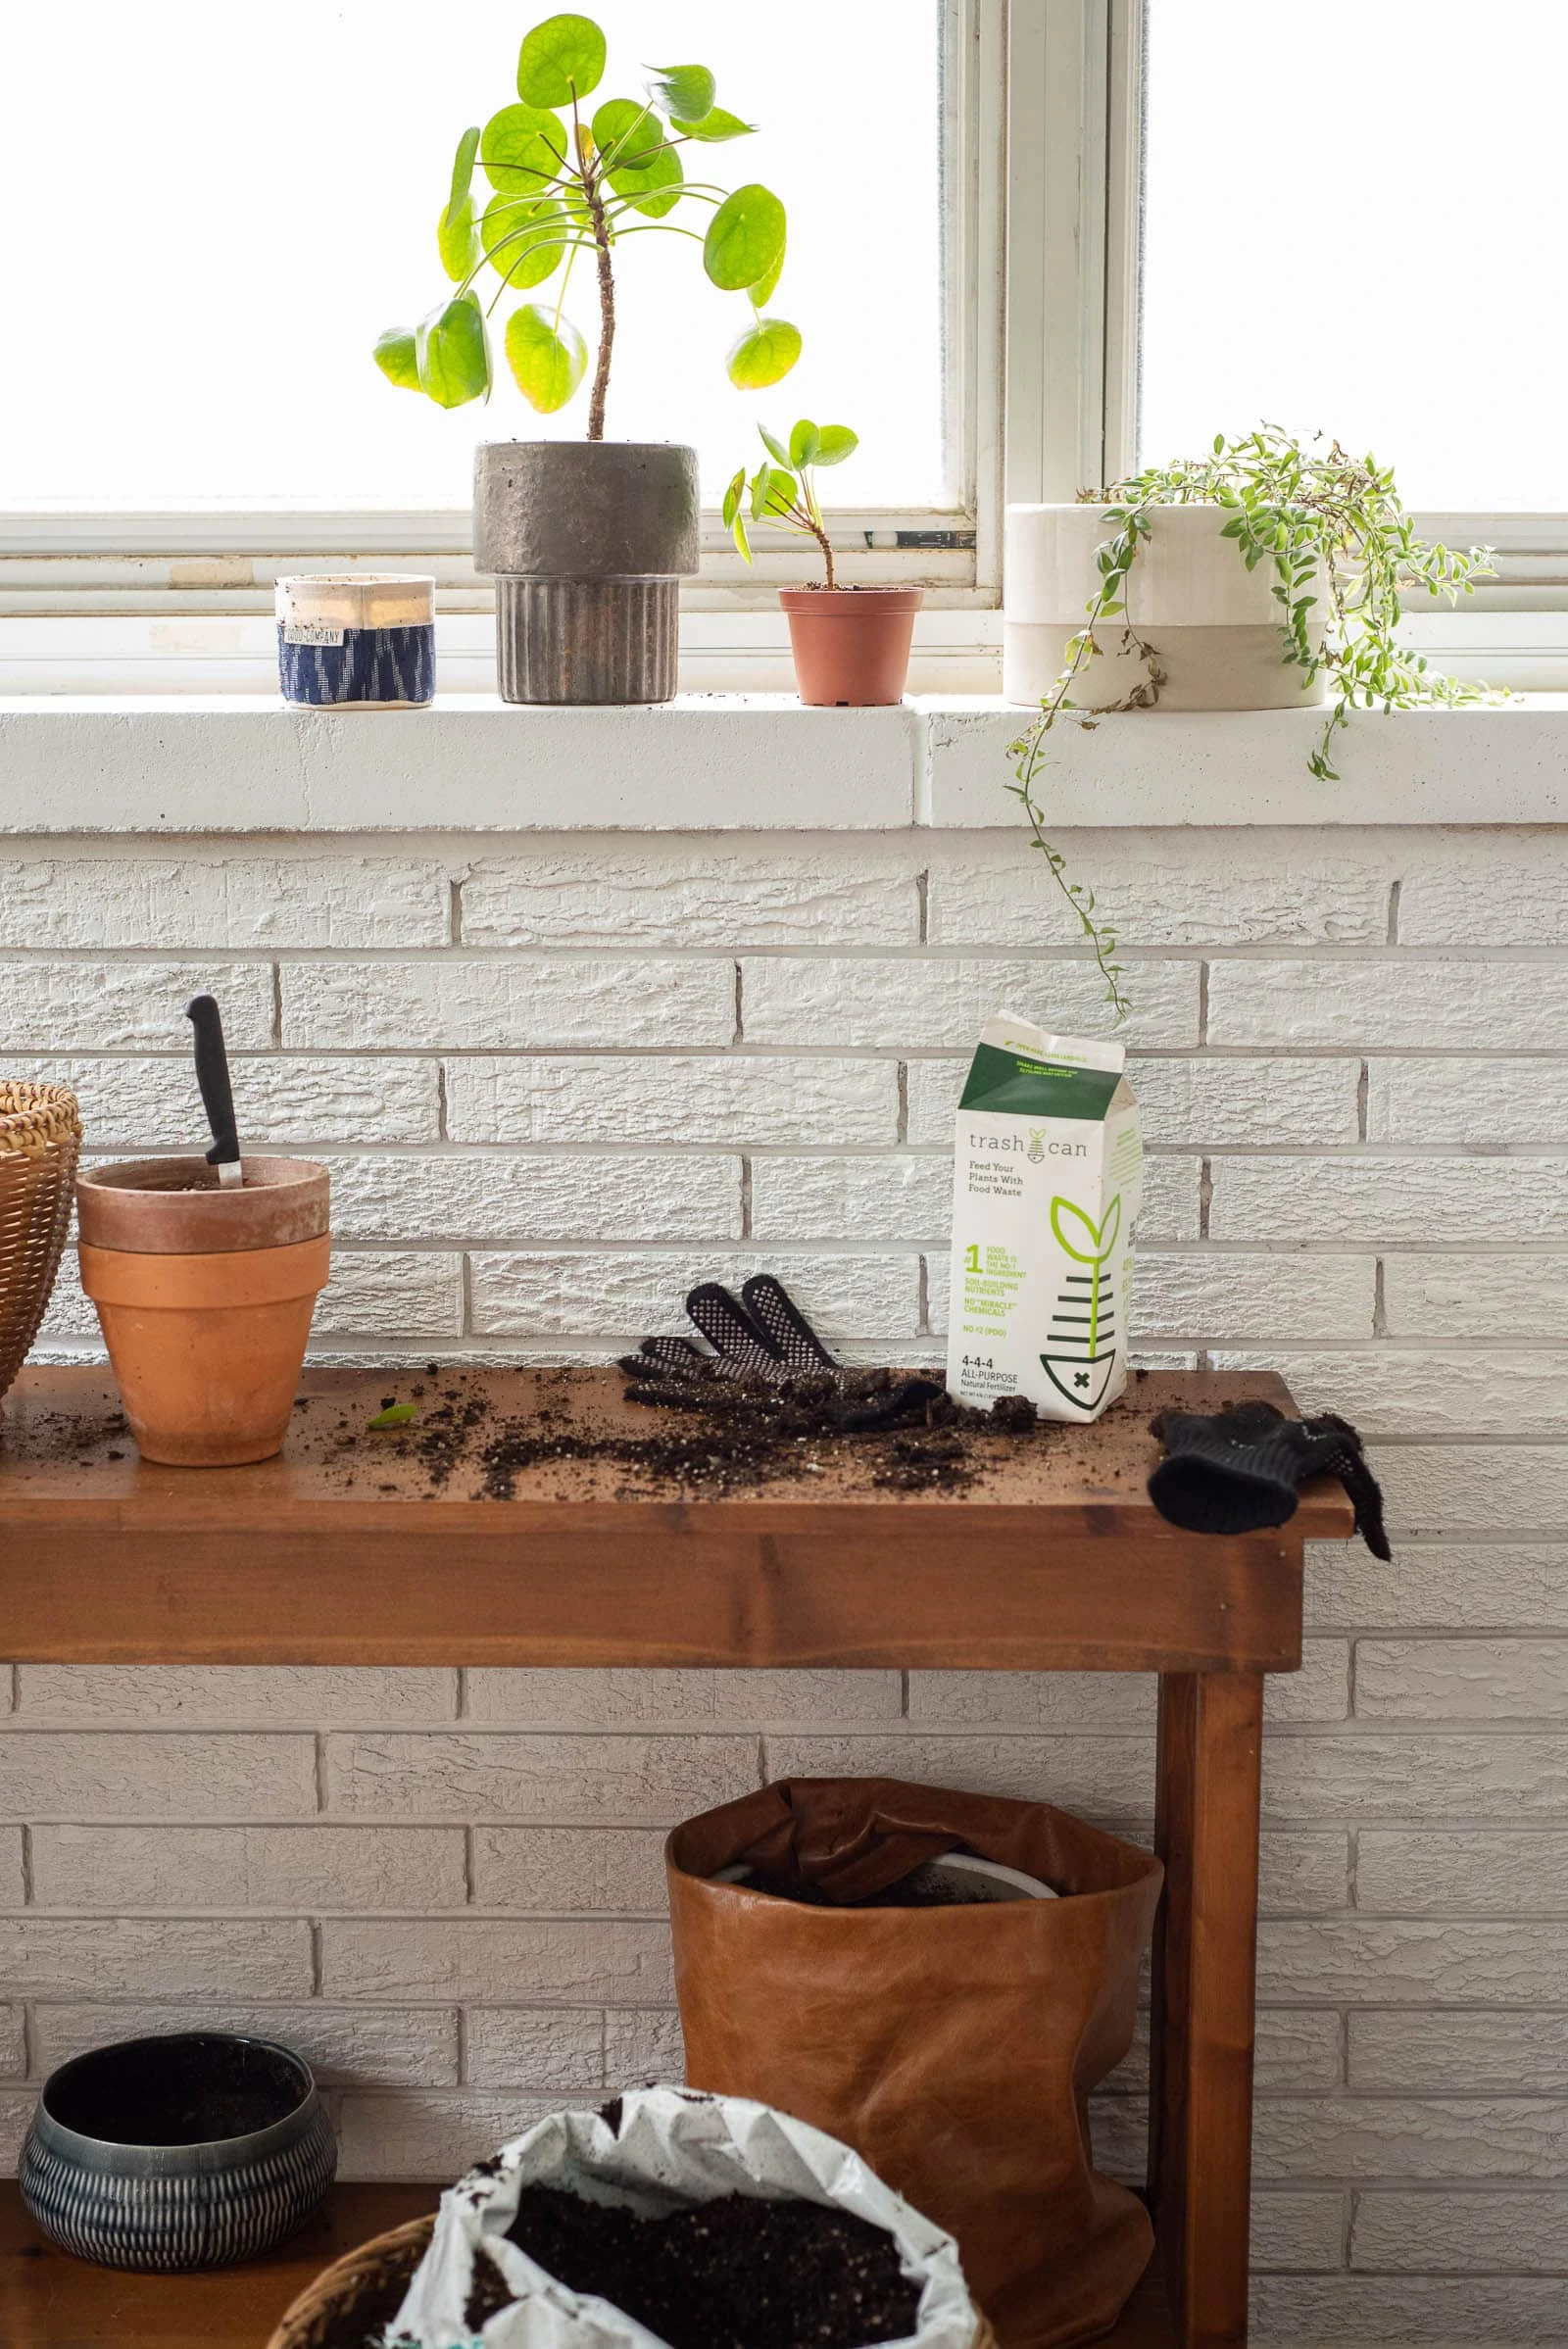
[4,815,1565,2342]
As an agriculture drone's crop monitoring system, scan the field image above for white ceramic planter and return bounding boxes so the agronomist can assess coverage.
[1004,502,1329,710]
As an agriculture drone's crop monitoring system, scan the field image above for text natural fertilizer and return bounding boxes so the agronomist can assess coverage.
[946,1015,1142,1422]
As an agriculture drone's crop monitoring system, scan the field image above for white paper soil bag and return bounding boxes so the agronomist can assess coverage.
[385,2084,980,2349]
[946,1015,1142,1423]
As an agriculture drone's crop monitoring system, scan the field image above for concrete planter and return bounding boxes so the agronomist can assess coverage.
[1004,502,1329,710]
[474,442,701,706]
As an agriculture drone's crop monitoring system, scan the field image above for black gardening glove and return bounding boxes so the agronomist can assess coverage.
[620,1276,946,1431]
[1148,1399,1391,1560]
[621,1275,843,1399]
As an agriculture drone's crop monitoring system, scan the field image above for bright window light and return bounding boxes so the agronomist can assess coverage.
[1139,0,1568,510]
[1,2,945,512]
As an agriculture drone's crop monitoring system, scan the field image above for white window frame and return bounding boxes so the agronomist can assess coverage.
[6,0,1555,692]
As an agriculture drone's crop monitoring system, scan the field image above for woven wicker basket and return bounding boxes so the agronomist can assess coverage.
[0,1083,80,1404]
[266,2211,1000,2349]
[268,2213,435,2348]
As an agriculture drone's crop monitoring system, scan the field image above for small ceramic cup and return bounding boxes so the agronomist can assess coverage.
[276,573,435,708]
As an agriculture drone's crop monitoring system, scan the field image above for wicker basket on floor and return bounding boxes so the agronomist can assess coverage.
[266,2210,1001,2349]
[268,2213,435,2348]
[0,1083,80,1403]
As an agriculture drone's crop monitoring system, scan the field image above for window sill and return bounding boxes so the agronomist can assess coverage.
[2,693,1567,834]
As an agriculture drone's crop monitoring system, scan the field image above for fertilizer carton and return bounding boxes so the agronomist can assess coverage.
[946,1014,1142,1423]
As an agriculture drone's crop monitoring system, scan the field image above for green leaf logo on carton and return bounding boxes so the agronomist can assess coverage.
[1040,1194,1122,1416]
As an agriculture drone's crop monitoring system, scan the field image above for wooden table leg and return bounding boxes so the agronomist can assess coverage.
[1149,1669,1264,2349]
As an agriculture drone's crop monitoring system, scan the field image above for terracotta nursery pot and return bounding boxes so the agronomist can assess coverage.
[75,1157,329,1467]
[779,586,924,706]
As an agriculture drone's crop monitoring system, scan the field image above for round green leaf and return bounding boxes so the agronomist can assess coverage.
[449,124,481,210]
[703,183,785,292]
[758,424,793,468]
[373,327,421,392]
[610,138,682,216]
[438,194,478,281]
[516,13,606,107]
[592,99,682,215]
[646,63,714,122]
[481,192,568,288]
[504,303,588,412]
[416,295,490,409]
[747,224,786,308]
[788,418,819,468]
[670,105,754,142]
[591,96,658,168]
[726,317,802,390]
[481,103,567,194]
[813,422,858,466]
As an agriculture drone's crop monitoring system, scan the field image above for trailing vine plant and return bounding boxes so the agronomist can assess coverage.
[1008,425,1495,1022]
[374,12,799,436]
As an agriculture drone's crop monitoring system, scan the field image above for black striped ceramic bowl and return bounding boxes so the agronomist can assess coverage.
[20,2031,336,2271]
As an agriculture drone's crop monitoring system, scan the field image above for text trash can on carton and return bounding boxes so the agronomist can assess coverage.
[946,1015,1142,1423]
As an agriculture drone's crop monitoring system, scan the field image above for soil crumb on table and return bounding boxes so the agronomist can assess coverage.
[456,2184,922,2349]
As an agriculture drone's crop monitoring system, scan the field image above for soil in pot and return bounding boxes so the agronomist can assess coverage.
[780,586,924,707]
[458,2185,922,2349]
[723,1851,1056,1908]
[46,2033,308,2146]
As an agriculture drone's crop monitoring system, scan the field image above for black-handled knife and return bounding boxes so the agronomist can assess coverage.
[185,996,243,1188]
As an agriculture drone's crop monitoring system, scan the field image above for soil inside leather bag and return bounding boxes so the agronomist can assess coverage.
[735,1857,1049,1907]
[457,2184,922,2349]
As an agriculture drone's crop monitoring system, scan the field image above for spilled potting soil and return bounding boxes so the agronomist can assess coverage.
[458,2184,922,2349]
[327,1365,1046,1500]
[4,1364,1164,1505]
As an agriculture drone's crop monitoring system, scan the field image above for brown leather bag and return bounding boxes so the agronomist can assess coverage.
[666,1778,1162,2349]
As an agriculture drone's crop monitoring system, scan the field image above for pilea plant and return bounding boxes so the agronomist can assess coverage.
[723,418,859,584]
[375,12,799,438]
[1008,424,1495,1023]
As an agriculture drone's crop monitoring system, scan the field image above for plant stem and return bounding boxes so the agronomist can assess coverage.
[583,174,615,442]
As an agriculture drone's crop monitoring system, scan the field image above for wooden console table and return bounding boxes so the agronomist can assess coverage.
[0,1364,1353,2349]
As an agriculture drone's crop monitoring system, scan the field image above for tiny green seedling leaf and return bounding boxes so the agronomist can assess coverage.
[368,1403,417,1429]
[813,422,858,465]
[788,417,820,468]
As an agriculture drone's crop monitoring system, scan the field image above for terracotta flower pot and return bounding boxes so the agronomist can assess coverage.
[75,1157,329,1467]
[779,586,924,706]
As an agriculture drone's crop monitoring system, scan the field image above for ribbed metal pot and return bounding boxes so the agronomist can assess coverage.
[21,2031,336,2272]
[474,442,700,706]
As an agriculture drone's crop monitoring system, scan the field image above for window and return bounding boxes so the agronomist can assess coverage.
[1139,0,1568,514]
[8,1,1557,683]
[0,1,994,600]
